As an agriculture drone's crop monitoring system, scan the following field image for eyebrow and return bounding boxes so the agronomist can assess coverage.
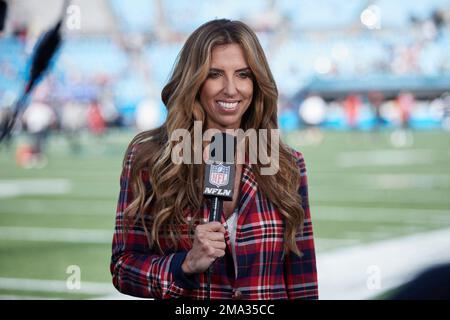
[209,67,251,72]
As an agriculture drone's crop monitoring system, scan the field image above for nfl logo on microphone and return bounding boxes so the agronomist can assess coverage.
[209,163,229,188]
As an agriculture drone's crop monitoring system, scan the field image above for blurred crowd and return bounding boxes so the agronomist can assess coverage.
[1,0,450,167]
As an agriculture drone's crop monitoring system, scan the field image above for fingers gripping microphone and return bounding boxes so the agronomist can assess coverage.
[203,132,236,299]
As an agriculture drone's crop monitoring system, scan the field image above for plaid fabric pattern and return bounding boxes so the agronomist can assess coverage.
[111,145,319,300]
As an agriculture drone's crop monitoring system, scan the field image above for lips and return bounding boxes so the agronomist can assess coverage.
[216,100,240,110]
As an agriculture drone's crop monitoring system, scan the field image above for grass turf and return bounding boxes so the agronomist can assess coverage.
[0,129,449,298]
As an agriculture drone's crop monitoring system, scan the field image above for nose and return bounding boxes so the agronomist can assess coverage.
[223,76,238,97]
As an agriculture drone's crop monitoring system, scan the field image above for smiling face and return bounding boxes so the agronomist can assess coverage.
[199,43,254,131]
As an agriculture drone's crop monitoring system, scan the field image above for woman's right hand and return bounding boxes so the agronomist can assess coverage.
[181,221,226,274]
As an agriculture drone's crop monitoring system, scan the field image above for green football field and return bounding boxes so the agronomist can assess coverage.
[0,129,449,299]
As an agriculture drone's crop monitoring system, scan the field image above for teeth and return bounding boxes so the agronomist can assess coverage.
[217,101,239,109]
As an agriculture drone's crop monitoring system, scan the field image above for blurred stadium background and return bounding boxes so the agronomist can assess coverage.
[0,0,449,299]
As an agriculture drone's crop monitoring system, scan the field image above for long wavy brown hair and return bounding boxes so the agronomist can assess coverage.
[123,19,305,256]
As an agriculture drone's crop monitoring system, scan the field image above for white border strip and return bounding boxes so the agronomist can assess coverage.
[0,227,112,243]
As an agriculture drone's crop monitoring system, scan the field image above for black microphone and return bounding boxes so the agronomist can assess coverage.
[203,132,236,299]
[203,132,236,221]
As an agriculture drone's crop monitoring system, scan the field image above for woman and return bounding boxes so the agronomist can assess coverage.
[110,19,318,300]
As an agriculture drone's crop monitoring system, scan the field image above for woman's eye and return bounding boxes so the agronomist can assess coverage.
[208,71,221,78]
[238,71,252,79]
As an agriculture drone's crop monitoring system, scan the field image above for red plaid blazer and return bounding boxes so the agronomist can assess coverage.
[110,144,318,299]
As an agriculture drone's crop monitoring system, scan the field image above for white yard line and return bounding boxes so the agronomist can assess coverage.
[313,173,450,190]
[0,179,71,198]
[317,227,450,300]
[0,226,112,243]
[337,149,435,167]
[0,277,144,300]
[359,174,450,189]
[0,295,61,300]
[0,226,372,247]
[0,277,116,296]
[314,206,450,224]
[315,238,362,251]
[0,199,114,216]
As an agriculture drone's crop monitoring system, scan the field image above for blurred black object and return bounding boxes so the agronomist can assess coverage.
[390,263,450,300]
[0,6,66,144]
[0,0,6,32]
[27,20,62,94]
